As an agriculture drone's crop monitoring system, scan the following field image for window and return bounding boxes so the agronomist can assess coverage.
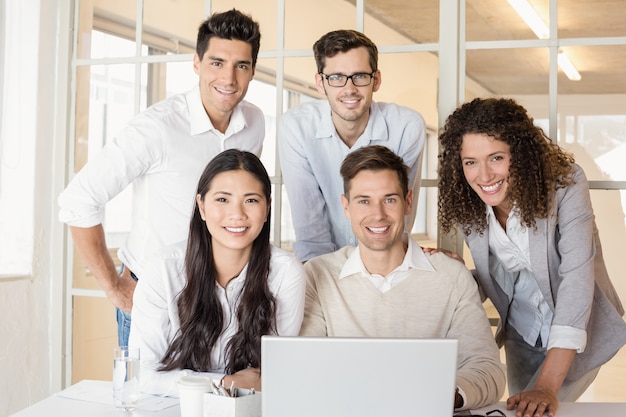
[65,0,626,383]
[0,1,36,278]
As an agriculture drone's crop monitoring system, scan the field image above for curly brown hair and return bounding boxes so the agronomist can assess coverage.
[438,97,575,236]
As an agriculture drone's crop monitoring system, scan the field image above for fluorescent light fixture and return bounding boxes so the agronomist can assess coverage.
[508,0,582,81]
[507,0,549,39]
[558,51,582,81]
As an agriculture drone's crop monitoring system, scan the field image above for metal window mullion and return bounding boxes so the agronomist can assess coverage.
[559,36,626,47]
[273,0,286,248]
[589,181,626,190]
[548,0,558,141]
[134,0,143,116]
[75,54,193,66]
[458,0,466,105]
[355,0,364,32]
[64,0,82,390]
[437,0,464,255]
[50,0,76,393]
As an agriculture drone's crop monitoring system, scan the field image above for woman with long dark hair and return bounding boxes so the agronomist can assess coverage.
[437,98,626,417]
[129,149,305,395]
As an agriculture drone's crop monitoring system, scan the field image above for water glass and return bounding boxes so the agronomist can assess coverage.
[113,346,140,410]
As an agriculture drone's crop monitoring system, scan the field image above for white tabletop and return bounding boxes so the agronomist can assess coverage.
[10,380,180,417]
[469,401,626,416]
[10,380,626,417]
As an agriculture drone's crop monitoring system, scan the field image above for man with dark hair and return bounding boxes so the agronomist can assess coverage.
[58,9,264,346]
[279,29,426,262]
[300,145,506,411]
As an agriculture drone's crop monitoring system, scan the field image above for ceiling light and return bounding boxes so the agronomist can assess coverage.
[508,0,582,81]
[558,51,582,81]
[507,0,549,39]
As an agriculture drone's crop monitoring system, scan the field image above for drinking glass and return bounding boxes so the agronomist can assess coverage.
[113,346,140,410]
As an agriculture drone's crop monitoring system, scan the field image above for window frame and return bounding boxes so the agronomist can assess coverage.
[59,0,626,386]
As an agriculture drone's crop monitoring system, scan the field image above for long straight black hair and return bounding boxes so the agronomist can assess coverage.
[159,149,276,374]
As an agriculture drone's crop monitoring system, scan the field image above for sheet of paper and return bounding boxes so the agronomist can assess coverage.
[56,380,179,412]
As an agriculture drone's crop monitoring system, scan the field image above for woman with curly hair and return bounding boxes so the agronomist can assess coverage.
[129,149,305,396]
[437,97,626,417]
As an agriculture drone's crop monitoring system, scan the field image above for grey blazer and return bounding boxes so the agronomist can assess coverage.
[465,164,626,380]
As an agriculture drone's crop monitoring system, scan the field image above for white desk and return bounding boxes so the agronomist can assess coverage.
[470,401,626,416]
[10,380,180,417]
[10,380,626,417]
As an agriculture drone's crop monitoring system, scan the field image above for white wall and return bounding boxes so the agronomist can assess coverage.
[0,0,68,415]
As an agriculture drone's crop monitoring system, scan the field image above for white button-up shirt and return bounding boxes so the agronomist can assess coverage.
[487,206,586,352]
[58,86,265,278]
[129,242,306,396]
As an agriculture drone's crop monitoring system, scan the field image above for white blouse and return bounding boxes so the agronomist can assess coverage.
[129,241,306,396]
[486,205,586,352]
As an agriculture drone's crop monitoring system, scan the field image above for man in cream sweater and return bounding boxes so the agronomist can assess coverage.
[299,145,505,410]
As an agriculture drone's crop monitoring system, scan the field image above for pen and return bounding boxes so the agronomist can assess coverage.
[209,379,221,395]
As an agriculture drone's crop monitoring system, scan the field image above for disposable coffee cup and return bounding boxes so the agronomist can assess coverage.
[178,375,214,417]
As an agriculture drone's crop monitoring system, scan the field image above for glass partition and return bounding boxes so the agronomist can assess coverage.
[65,0,626,384]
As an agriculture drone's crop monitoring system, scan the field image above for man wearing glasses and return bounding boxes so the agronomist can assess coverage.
[279,29,426,262]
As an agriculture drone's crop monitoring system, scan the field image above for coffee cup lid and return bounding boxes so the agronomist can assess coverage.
[178,375,214,388]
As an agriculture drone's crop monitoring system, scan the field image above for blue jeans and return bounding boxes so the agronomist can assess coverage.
[116,266,139,346]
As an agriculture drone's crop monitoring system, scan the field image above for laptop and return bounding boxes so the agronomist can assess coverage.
[261,336,458,417]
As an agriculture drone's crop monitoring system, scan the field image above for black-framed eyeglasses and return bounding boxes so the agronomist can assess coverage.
[453,409,506,417]
[319,71,376,87]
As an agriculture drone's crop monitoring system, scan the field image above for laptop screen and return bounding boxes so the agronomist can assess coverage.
[262,336,458,417]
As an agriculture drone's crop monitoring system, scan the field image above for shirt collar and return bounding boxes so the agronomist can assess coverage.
[187,85,247,136]
[339,233,435,279]
[485,204,531,271]
[315,100,336,139]
[315,100,390,144]
[485,205,498,220]
[365,103,391,143]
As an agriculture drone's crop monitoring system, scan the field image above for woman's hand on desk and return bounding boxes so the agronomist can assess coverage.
[507,348,574,417]
[222,367,262,392]
[507,387,558,417]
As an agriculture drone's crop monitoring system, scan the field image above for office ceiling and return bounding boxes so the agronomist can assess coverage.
[348,0,626,94]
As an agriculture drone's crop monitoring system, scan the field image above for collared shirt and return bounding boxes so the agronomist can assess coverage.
[129,242,306,396]
[486,206,586,352]
[340,233,435,292]
[278,99,425,261]
[58,85,265,278]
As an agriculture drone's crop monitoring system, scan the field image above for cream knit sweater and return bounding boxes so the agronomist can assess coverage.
[301,245,506,410]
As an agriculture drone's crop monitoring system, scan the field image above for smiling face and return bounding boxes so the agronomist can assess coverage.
[341,169,412,256]
[315,47,381,129]
[193,37,255,131]
[460,133,513,214]
[196,169,269,258]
